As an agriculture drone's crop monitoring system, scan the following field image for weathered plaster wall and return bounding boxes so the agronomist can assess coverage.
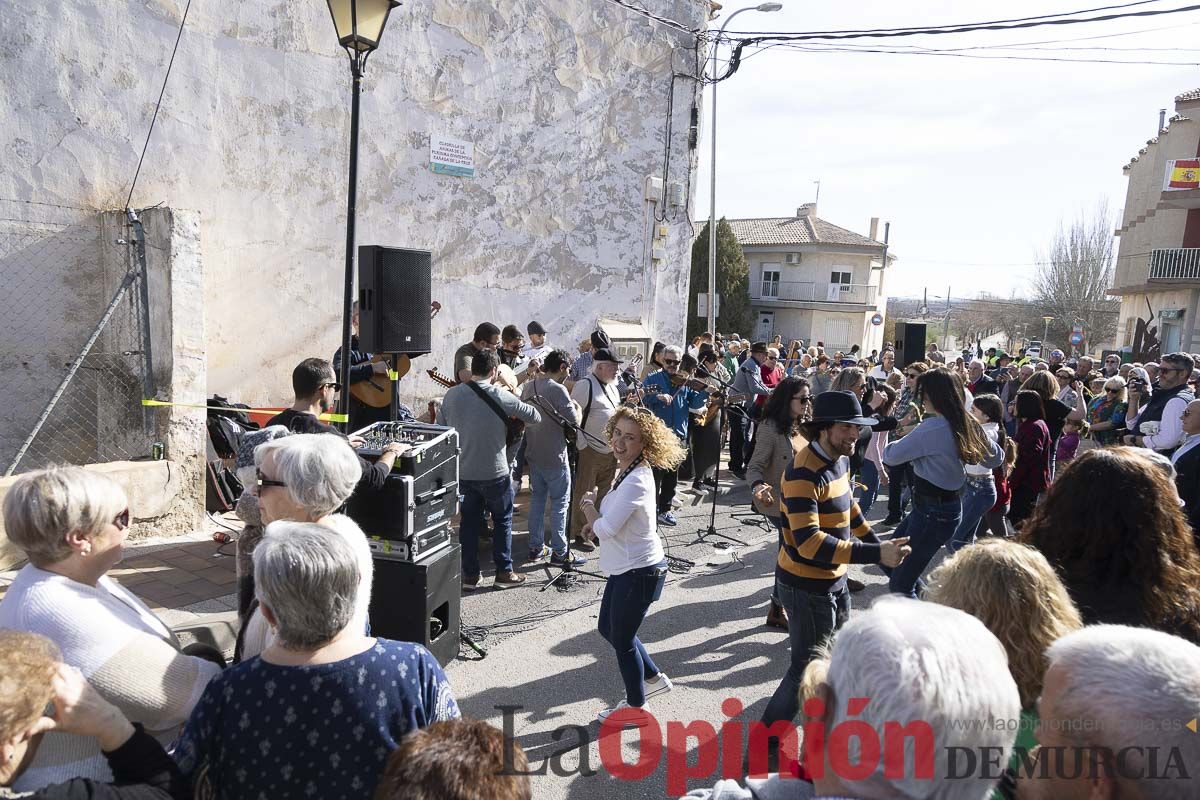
[1,0,703,406]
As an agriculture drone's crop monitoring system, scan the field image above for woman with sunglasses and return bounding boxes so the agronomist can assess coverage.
[0,467,222,791]
[883,369,1003,597]
[1086,376,1128,446]
[747,377,813,630]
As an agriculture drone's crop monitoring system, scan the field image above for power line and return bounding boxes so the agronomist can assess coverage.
[123,0,194,209]
[717,2,1200,81]
[600,0,703,35]
[721,0,1181,37]
[752,42,1200,66]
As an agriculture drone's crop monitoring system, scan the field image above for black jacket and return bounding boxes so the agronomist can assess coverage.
[1174,441,1200,545]
[15,726,189,799]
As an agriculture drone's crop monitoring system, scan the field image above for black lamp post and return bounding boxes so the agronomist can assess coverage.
[326,0,400,430]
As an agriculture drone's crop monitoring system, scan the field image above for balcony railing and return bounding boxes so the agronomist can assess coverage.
[755,281,877,305]
[1148,248,1200,281]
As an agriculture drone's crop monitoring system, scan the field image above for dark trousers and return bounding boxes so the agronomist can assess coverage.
[728,410,748,472]
[459,476,514,578]
[887,492,962,598]
[598,560,668,706]
[761,581,850,725]
[885,463,908,520]
[652,464,679,514]
[1007,486,1040,531]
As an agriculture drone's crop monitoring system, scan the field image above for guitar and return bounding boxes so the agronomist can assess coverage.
[350,355,410,409]
[695,391,751,428]
[427,368,457,389]
[426,369,524,446]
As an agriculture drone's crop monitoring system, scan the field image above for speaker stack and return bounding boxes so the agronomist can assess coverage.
[357,245,433,356]
[347,421,462,667]
[896,322,928,370]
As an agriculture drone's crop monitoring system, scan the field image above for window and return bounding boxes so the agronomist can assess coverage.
[830,270,852,288]
[761,270,780,298]
[825,317,851,348]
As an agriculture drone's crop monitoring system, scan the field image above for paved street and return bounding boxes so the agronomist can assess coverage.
[0,467,919,799]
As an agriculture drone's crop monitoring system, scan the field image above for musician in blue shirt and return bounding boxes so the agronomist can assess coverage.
[642,347,707,526]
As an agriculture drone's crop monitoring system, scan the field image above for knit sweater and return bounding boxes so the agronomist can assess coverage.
[0,567,221,791]
[777,443,883,592]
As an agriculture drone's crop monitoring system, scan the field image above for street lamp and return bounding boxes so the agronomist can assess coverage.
[706,2,782,339]
[1042,315,1054,344]
[326,0,401,429]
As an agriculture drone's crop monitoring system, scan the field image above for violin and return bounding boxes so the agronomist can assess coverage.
[669,372,709,391]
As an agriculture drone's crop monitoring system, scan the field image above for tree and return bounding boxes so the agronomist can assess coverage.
[1034,203,1121,353]
[688,218,752,341]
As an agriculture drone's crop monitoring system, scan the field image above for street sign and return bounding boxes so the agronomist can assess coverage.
[871,313,884,326]
[1069,332,1083,346]
[697,293,720,317]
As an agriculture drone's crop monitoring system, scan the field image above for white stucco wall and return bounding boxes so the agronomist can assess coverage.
[2,0,703,406]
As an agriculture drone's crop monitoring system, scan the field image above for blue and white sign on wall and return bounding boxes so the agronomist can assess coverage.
[871,313,884,326]
[430,134,475,178]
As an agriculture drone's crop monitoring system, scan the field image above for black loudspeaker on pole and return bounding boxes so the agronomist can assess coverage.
[358,246,433,356]
[896,323,927,370]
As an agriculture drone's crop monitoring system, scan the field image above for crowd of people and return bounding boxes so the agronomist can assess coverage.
[3,317,1200,799]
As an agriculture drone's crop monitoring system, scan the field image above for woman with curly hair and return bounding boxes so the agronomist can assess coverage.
[1020,447,1200,643]
[926,538,1083,799]
[578,407,687,720]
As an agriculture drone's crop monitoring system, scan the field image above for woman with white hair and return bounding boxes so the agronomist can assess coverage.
[0,467,221,791]
[239,432,385,660]
[174,523,460,799]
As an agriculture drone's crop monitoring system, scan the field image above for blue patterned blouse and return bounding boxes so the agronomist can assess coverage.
[173,639,460,799]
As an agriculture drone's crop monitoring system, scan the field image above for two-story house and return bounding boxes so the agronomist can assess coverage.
[1113,89,1200,356]
[725,204,895,353]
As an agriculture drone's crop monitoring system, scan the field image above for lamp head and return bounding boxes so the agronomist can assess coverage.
[326,0,401,53]
[756,2,783,10]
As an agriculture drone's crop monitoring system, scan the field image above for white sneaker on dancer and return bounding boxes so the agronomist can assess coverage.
[597,700,653,724]
[643,672,673,699]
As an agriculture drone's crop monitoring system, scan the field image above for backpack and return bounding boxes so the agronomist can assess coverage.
[204,428,244,512]
[206,395,259,459]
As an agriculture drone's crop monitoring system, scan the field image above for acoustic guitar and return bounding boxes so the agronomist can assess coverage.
[349,354,410,408]
[426,368,524,446]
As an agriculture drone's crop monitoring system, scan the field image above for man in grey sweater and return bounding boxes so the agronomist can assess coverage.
[439,349,542,590]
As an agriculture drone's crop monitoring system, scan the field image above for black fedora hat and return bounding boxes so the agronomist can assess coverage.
[810,391,877,425]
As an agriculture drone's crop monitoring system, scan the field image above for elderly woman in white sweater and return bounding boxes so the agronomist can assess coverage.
[0,467,221,791]
[579,407,687,721]
[239,433,388,660]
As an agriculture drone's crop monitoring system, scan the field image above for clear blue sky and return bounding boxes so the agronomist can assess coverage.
[693,0,1200,300]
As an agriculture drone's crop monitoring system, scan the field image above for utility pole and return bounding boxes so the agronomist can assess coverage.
[942,287,951,349]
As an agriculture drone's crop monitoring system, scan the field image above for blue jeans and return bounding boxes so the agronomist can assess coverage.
[887,491,962,598]
[527,463,571,556]
[598,560,668,706]
[857,459,880,516]
[459,476,514,578]
[761,580,850,726]
[947,475,996,553]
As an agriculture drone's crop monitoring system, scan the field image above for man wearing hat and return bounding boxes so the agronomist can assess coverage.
[728,341,774,478]
[523,321,551,364]
[568,344,624,550]
[760,391,910,730]
[569,329,611,386]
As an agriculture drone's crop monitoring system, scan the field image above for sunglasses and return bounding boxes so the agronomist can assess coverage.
[256,469,287,490]
[113,508,130,530]
[663,359,680,366]
[1105,388,1120,394]
[319,381,343,392]
[905,373,920,378]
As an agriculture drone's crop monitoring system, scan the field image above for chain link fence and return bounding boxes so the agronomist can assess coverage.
[1,199,154,476]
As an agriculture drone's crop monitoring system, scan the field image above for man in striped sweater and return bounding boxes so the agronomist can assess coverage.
[759,391,911,734]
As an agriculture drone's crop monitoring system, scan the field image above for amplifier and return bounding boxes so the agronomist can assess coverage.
[368,522,453,563]
[369,543,460,667]
[352,422,458,480]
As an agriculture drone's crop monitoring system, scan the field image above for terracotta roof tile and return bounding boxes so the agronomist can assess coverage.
[1175,88,1200,102]
[717,215,883,248]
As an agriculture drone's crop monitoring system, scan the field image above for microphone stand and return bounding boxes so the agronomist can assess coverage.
[525,380,608,591]
[688,365,749,548]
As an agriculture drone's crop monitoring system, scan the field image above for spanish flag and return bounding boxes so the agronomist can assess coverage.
[1167,159,1200,190]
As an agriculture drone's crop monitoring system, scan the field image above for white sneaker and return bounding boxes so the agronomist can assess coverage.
[644,672,673,699]
[597,699,652,724]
